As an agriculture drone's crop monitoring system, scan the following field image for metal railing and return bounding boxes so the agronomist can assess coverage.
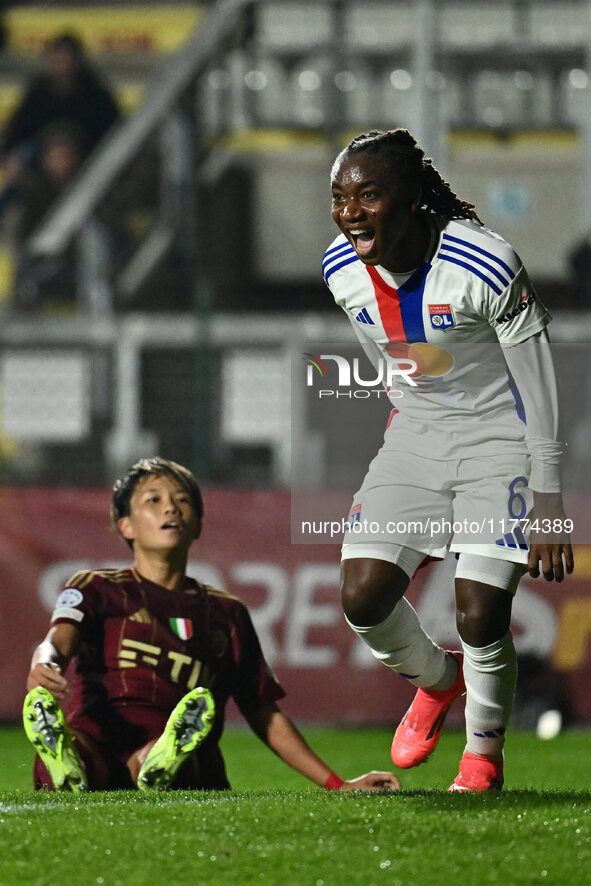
[1,309,590,487]
[22,0,257,317]
[17,0,591,317]
[0,310,356,485]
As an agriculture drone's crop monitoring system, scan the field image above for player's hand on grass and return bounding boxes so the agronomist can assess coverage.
[27,661,69,698]
[339,771,401,792]
[528,492,574,582]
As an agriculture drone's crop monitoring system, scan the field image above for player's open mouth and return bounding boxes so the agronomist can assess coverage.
[348,228,376,258]
[161,521,182,530]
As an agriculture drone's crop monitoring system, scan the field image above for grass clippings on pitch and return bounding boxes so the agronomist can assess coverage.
[0,726,589,886]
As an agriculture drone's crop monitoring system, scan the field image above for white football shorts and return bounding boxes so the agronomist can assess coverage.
[341,448,532,565]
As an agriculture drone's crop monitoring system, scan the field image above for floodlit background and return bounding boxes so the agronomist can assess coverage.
[0,0,589,729]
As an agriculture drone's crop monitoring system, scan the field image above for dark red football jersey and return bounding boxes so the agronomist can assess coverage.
[46,567,285,788]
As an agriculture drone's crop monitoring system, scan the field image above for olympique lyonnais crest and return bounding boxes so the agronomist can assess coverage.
[347,503,362,526]
[428,304,455,331]
[169,617,193,640]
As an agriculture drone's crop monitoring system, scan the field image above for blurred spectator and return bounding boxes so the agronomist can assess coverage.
[2,31,120,170]
[9,124,83,312]
[14,123,82,239]
[0,32,120,311]
[0,30,120,224]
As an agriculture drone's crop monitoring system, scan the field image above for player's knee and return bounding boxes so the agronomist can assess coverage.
[340,559,407,626]
[455,585,512,647]
[456,607,493,647]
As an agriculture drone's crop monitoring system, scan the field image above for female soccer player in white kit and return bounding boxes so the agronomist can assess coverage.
[324,129,573,791]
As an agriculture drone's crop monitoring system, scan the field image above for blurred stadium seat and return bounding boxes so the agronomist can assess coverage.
[562,68,591,129]
[529,1,585,46]
[244,58,290,128]
[345,1,414,51]
[254,1,331,52]
[336,63,379,129]
[380,67,417,131]
[289,58,329,128]
[439,1,516,48]
[473,71,534,129]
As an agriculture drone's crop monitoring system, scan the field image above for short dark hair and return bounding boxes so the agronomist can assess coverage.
[111,457,204,547]
[45,32,84,58]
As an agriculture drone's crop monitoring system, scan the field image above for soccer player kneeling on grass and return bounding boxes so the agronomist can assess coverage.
[24,457,400,794]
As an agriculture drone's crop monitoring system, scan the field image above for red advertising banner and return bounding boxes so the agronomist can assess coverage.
[1,487,589,726]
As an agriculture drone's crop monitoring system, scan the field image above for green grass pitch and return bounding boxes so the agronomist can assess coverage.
[0,724,589,885]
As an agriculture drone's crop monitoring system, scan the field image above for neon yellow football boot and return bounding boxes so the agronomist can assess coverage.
[23,687,88,791]
[138,687,215,791]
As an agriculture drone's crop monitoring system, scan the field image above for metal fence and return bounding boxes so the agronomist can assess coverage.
[18,0,591,316]
[1,310,590,488]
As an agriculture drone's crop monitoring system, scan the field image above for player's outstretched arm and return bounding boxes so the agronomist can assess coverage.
[528,491,574,582]
[501,335,574,583]
[27,622,80,698]
[245,702,400,792]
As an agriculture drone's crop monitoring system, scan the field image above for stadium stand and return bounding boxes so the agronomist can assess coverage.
[0,0,590,489]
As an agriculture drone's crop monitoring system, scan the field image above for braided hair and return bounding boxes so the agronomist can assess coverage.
[333,128,482,224]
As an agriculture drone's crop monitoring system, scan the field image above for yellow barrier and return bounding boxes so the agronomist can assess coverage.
[4,4,206,55]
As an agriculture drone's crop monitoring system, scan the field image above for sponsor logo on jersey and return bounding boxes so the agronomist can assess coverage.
[354,308,375,325]
[346,504,362,530]
[428,304,455,330]
[495,526,528,550]
[169,617,193,640]
[117,637,205,689]
[495,292,535,325]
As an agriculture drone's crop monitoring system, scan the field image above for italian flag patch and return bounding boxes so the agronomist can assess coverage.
[169,617,193,640]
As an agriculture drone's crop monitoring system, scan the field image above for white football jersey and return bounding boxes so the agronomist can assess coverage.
[323,216,551,459]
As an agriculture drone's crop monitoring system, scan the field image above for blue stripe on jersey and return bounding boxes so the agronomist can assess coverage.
[322,241,353,269]
[323,238,351,258]
[324,253,358,283]
[442,233,516,279]
[397,262,430,342]
[505,366,526,424]
[439,243,511,289]
[437,255,504,295]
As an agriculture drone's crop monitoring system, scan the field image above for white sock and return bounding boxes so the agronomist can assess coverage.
[461,631,517,760]
[346,597,455,689]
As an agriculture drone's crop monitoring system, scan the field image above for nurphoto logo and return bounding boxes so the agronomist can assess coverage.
[302,352,417,400]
